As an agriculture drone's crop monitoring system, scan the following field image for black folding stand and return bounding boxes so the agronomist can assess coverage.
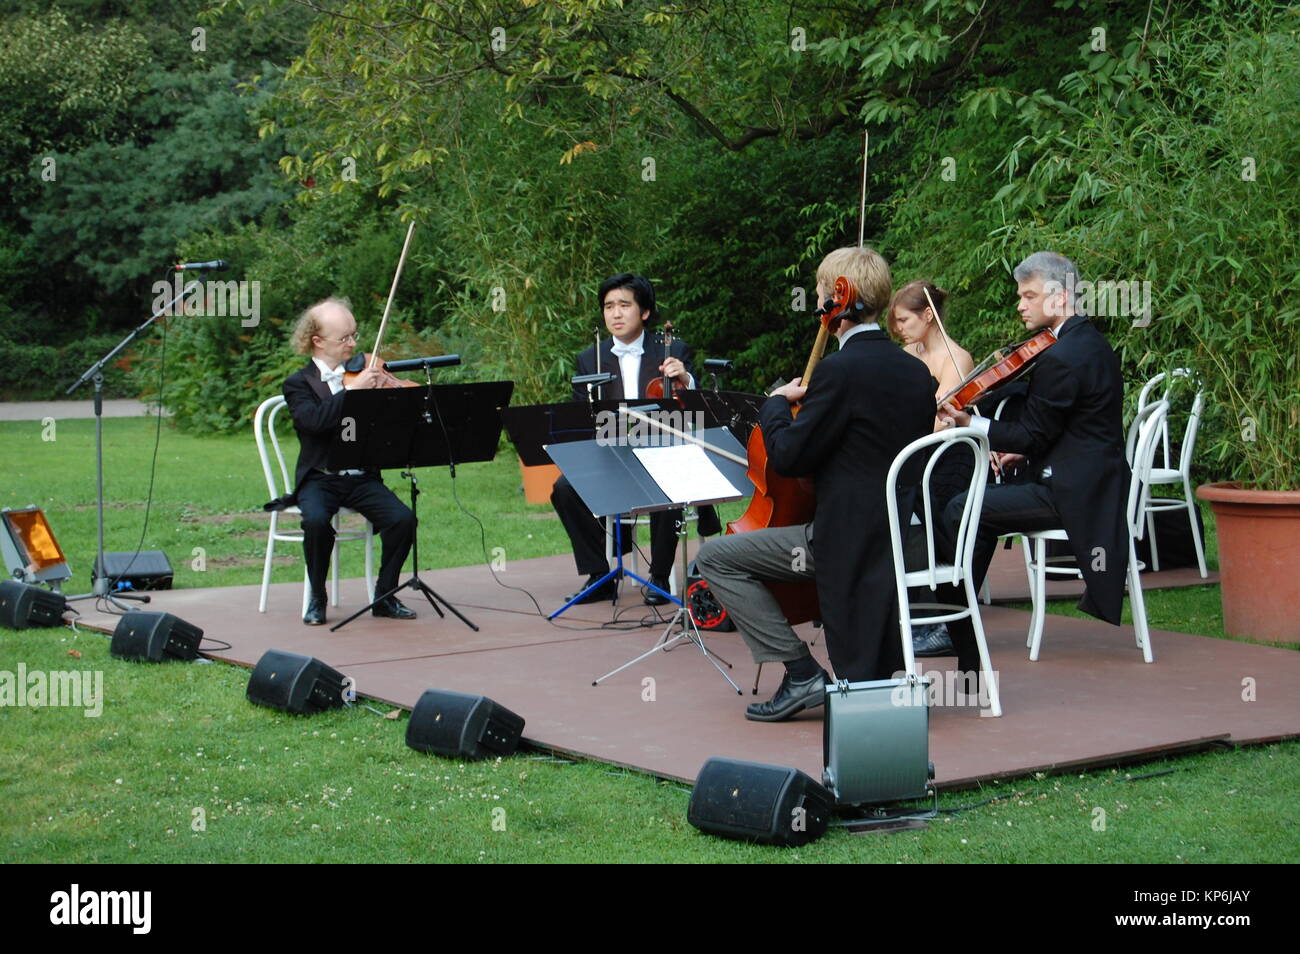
[502,396,685,618]
[327,375,513,633]
[545,416,754,691]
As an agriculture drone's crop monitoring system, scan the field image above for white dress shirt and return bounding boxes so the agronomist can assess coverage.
[311,356,364,475]
[610,330,695,398]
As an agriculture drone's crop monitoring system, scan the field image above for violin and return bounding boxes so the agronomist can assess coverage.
[342,352,418,389]
[724,275,861,625]
[644,321,685,401]
[937,329,1056,412]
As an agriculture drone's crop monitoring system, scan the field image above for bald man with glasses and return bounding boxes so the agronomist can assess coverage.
[280,296,417,626]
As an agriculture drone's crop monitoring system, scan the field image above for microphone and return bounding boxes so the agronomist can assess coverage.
[571,372,613,387]
[703,358,733,372]
[173,260,228,271]
[384,354,461,372]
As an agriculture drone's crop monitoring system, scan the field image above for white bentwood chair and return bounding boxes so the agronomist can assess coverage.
[1131,370,1207,577]
[254,395,374,615]
[888,426,1001,717]
[1019,400,1168,662]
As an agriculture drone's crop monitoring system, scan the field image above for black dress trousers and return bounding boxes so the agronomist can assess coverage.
[297,471,415,599]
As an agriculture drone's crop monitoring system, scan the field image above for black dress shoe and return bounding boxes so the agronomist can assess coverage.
[643,576,672,606]
[745,667,830,722]
[565,575,618,605]
[912,622,955,657]
[303,594,327,626]
[372,596,417,620]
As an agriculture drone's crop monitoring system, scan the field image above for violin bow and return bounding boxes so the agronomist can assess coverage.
[923,285,963,386]
[620,407,747,466]
[857,130,869,248]
[367,220,417,371]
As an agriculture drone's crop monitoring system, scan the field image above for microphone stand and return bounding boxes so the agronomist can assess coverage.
[64,269,210,610]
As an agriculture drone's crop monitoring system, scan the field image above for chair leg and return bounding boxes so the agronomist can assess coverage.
[752,662,764,695]
[1184,480,1208,578]
[963,576,1001,717]
[1147,510,1161,573]
[259,514,278,613]
[899,600,917,678]
[302,566,310,618]
[365,521,376,602]
[329,515,341,607]
[1028,537,1048,661]
[1129,539,1154,662]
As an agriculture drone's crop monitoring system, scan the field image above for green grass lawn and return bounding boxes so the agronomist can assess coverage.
[2,417,1297,863]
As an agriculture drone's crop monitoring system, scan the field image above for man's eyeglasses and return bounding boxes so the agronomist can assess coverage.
[316,333,357,343]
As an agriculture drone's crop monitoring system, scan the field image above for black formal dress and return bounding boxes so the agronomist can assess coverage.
[550,332,696,580]
[941,314,1130,668]
[281,360,415,601]
[757,328,937,682]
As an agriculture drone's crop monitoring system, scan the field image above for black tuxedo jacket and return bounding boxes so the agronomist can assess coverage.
[759,328,936,679]
[987,314,1129,623]
[570,332,694,402]
[281,360,351,496]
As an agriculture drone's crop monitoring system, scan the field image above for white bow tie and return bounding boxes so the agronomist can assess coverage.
[320,366,344,386]
[611,342,643,358]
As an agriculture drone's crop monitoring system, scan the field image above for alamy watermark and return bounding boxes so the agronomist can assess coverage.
[50,884,150,933]
[595,409,706,447]
[0,664,102,717]
[1043,274,1153,327]
[151,274,261,327]
[891,663,999,717]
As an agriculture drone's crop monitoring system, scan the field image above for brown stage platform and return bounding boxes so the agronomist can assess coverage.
[76,547,1292,788]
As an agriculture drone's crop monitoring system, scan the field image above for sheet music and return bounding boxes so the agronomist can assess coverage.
[632,444,741,504]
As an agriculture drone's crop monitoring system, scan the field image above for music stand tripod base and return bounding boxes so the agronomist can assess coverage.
[330,469,477,633]
[592,508,740,694]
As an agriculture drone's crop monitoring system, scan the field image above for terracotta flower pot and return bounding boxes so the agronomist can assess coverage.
[518,458,561,506]
[1196,482,1300,642]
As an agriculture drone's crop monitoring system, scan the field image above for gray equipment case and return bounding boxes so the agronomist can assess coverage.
[822,675,932,805]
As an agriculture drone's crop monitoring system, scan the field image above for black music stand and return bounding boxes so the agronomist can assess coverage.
[327,378,514,633]
[500,401,599,468]
[546,425,753,691]
[681,389,769,448]
[503,397,686,616]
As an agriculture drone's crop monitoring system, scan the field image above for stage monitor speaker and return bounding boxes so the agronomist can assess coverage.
[688,757,833,846]
[822,677,932,806]
[0,579,67,630]
[247,650,347,715]
[94,551,174,591]
[406,689,525,760]
[109,611,203,662]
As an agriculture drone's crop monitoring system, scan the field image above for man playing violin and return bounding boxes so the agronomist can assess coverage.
[551,273,718,605]
[696,247,935,721]
[281,296,417,625]
[937,251,1130,684]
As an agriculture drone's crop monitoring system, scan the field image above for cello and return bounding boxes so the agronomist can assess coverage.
[724,276,862,624]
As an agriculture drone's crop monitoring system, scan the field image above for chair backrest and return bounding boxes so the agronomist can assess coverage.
[1126,400,1169,539]
[253,395,294,500]
[1176,388,1205,475]
[886,426,991,595]
[1132,368,1202,471]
